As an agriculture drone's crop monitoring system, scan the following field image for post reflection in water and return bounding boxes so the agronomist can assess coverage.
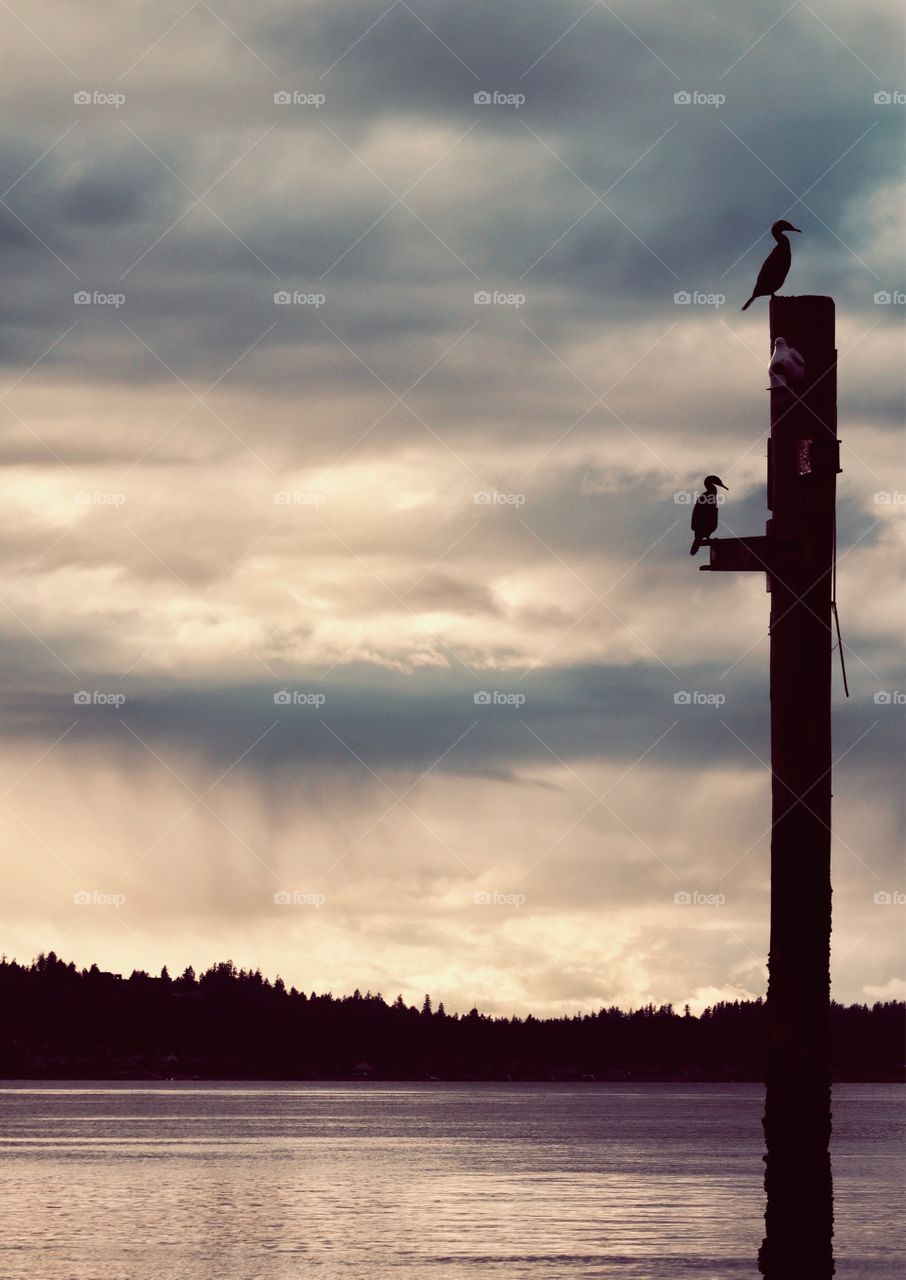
[759,1080,834,1278]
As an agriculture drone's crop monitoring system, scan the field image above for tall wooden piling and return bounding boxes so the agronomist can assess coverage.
[703,295,838,1276]
[759,295,837,1278]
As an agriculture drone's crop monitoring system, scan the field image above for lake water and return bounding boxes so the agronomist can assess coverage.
[0,1082,902,1278]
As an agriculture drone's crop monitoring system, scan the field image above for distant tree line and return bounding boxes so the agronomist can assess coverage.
[1,953,902,1081]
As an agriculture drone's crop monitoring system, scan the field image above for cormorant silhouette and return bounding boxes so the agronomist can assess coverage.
[741,221,800,310]
[689,476,728,555]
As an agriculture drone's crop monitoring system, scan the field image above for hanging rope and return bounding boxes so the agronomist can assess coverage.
[831,507,850,698]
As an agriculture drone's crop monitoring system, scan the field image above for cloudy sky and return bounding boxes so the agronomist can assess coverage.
[1,0,903,1015]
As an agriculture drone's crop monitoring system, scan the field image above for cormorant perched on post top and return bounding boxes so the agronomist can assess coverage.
[741,221,801,310]
[689,476,728,555]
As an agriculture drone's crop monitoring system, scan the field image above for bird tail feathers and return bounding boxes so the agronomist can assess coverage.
[690,538,701,556]
[741,296,754,311]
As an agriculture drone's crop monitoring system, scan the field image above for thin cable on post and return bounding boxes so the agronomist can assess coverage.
[831,602,849,698]
[831,512,850,698]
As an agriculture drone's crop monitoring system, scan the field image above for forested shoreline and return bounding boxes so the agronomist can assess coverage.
[2,953,903,1081]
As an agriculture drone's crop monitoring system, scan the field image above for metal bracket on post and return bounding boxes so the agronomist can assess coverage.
[700,536,770,572]
[699,534,798,576]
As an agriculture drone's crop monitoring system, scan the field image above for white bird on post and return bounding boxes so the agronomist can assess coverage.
[767,336,805,392]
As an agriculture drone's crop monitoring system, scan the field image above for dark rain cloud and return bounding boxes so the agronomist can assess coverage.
[0,0,901,385]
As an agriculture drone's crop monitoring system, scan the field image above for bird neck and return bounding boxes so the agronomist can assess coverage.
[772,228,787,243]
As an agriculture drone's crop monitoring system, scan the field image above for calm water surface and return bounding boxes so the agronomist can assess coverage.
[0,1082,902,1279]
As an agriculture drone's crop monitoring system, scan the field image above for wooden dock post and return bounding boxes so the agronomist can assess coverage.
[760,294,836,1278]
[703,295,838,1276]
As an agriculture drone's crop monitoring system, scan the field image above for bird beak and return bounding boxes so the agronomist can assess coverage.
[790,226,801,232]
[717,482,728,490]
